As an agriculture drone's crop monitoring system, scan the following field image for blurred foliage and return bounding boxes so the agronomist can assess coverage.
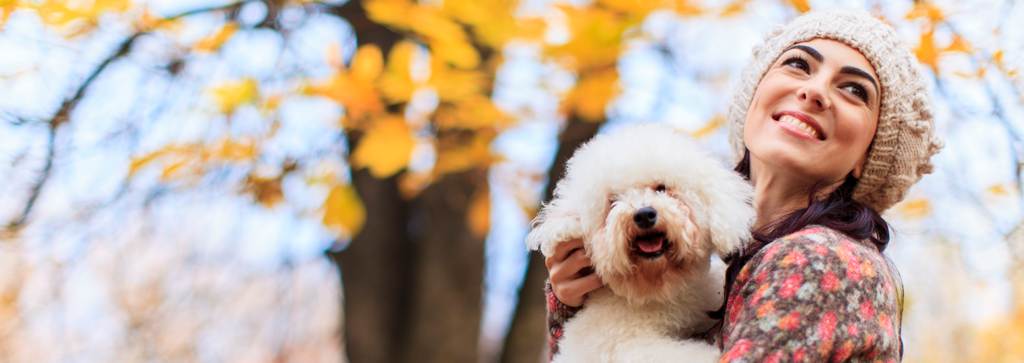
[0,0,1022,362]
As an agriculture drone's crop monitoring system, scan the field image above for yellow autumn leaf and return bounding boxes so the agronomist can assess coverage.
[946,34,971,53]
[690,115,725,138]
[0,0,18,29]
[435,94,513,130]
[595,0,656,15]
[322,183,366,236]
[915,29,939,71]
[429,58,486,102]
[719,1,747,17]
[245,175,284,207]
[408,5,467,44]
[467,188,490,239]
[307,71,384,121]
[137,7,183,32]
[377,40,420,104]
[895,198,932,219]
[443,0,545,47]
[986,184,1015,198]
[548,6,631,71]
[673,0,704,16]
[788,0,810,13]
[430,38,481,70]
[364,0,413,29]
[350,117,415,178]
[211,138,257,160]
[194,22,239,52]
[351,44,384,83]
[433,133,494,175]
[561,68,619,122]
[209,78,259,114]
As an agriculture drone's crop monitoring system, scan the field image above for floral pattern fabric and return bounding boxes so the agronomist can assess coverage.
[544,226,902,362]
[545,280,580,360]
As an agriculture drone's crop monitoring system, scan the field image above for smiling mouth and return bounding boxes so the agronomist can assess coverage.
[633,232,668,259]
[774,114,824,140]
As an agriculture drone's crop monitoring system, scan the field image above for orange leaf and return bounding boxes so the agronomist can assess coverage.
[428,59,486,102]
[194,22,239,52]
[673,1,704,16]
[690,115,725,138]
[435,94,513,130]
[895,198,931,219]
[787,0,810,13]
[986,184,1015,198]
[596,0,656,14]
[351,44,384,83]
[719,1,747,17]
[433,133,494,175]
[946,34,971,53]
[467,188,490,239]
[322,183,366,236]
[308,72,384,120]
[430,38,481,69]
[350,117,415,178]
[209,78,259,114]
[364,0,413,29]
[561,68,619,122]
[378,40,420,103]
[915,29,939,71]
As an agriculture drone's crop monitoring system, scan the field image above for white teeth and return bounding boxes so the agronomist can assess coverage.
[778,115,818,139]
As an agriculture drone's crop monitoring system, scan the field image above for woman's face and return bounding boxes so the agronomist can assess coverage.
[743,38,881,186]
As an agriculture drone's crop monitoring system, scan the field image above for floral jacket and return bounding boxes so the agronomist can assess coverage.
[545,226,903,362]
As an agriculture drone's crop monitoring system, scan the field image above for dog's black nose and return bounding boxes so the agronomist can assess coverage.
[633,207,657,229]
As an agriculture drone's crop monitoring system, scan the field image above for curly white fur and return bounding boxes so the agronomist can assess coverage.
[526,123,755,363]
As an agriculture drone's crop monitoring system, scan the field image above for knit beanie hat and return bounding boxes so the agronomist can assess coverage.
[727,8,945,213]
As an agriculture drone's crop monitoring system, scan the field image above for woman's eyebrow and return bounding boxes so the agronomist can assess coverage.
[784,44,823,62]
[840,66,879,94]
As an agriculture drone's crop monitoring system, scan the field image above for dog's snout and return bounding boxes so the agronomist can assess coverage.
[633,207,657,229]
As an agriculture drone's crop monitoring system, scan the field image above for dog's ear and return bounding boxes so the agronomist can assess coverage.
[525,200,583,257]
[701,171,756,257]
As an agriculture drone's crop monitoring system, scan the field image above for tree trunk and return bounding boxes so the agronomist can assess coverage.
[500,116,602,363]
[403,169,488,363]
[328,1,409,362]
[328,170,413,363]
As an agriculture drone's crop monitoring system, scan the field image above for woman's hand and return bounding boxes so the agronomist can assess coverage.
[545,238,603,307]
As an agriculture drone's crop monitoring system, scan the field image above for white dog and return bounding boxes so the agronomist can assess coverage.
[527,123,755,363]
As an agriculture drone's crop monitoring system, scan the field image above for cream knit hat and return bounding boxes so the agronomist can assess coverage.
[727,8,944,213]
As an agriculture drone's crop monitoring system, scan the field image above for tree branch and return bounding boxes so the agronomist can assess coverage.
[5,1,257,230]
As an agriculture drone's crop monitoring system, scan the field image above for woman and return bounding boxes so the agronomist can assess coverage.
[545,9,944,361]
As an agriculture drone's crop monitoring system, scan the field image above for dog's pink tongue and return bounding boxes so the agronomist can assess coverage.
[637,236,664,253]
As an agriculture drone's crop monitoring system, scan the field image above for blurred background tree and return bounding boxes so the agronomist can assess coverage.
[0,0,1021,362]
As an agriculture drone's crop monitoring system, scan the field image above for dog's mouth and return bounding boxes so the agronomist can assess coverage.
[633,232,668,259]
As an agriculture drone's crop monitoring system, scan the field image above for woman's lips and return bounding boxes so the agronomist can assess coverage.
[772,111,825,140]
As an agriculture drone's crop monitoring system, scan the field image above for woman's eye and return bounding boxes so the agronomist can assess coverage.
[783,57,809,73]
[843,84,868,102]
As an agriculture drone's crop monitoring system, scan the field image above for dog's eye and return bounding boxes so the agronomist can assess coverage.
[655,184,667,192]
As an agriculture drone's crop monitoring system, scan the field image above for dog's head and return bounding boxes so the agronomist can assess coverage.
[527,123,755,305]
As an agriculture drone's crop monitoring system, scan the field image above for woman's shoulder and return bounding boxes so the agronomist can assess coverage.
[737,225,896,293]
[752,225,883,264]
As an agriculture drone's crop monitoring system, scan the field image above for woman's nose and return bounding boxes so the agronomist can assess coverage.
[798,79,831,110]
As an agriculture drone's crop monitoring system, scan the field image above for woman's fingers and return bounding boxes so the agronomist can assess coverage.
[545,238,602,307]
[553,273,603,307]
[546,238,585,270]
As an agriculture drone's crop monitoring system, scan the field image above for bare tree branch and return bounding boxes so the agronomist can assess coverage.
[5,1,258,230]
